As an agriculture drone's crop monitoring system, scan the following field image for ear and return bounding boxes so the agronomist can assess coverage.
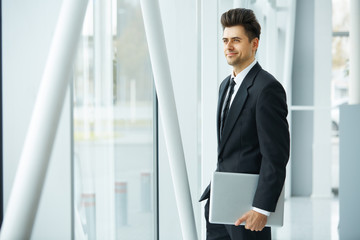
[252,38,259,51]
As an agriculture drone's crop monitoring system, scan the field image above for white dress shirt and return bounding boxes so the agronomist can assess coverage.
[228,59,257,107]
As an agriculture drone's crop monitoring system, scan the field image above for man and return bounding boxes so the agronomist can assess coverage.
[199,8,290,240]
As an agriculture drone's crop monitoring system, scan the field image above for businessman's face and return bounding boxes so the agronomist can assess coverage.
[222,25,258,73]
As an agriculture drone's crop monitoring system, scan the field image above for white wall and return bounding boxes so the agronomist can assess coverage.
[2,0,72,239]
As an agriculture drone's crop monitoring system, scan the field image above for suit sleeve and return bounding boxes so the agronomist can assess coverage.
[252,80,290,212]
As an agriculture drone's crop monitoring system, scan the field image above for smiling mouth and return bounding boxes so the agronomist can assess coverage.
[227,52,237,57]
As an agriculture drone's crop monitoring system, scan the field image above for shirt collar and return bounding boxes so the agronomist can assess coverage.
[231,59,257,85]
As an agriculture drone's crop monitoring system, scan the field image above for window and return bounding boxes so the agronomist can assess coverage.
[331,0,349,193]
[332,0,349,105]
[72,1,157,239]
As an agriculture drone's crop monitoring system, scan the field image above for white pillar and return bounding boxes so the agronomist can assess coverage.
[312,0,332,198]
[265,2,278,77]
[0,0,88,239]
[349,0,360,104]
[201,0,218,238]
[339,105,360,239]
[93,1,115,238]
[282,0,296,95]
[282,0,296,199]
[93,0,114,131]
[140,0,198,240]
[80,5,93,140]
[339,1,360,238]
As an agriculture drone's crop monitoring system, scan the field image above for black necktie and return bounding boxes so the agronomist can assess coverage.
[220,78,236,137]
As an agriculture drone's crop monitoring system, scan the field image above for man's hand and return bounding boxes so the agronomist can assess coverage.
[234,210,267,231]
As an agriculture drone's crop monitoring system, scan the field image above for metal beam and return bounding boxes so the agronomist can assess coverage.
[140,0,198,239]
[0,0,88,238]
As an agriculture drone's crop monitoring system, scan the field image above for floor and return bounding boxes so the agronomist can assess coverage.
[272,197,339,240]
[271,136,340,239]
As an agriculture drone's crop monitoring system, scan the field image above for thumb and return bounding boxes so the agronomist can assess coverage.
[235,213,248,226]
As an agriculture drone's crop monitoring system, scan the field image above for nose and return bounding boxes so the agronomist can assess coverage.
[225,41,233,50]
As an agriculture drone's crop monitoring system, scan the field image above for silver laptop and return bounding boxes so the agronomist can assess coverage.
[209,172,285,226]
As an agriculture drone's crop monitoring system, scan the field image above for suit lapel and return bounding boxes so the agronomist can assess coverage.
[218,63,262,156]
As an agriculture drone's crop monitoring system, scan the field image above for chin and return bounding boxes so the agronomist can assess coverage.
[226,58,234,65]
[227,60,237,66]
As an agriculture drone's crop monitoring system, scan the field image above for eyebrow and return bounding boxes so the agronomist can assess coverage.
[222,37,242,41]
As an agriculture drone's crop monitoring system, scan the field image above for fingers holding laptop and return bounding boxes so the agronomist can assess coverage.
[234,210,267,231]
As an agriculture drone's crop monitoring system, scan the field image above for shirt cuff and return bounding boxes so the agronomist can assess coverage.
[252,207,271,217]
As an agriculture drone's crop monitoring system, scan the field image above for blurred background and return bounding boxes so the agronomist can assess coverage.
[2,0,357,239]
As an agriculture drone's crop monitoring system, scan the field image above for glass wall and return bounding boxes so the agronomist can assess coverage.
[332,0,350,132]
[72,1,156,239]
[331,0,350,194]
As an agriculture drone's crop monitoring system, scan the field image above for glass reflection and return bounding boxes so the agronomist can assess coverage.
[73,0,155,239]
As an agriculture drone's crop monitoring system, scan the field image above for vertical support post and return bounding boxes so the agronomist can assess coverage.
[82,193,97,240]
[349,0,360,104]
[200,0,218,238]
[93,1,116,238]
[265,2,278,77]
[339,1,360,238]
[140,0,198,239]
[282,0,296,199]
[339,105,360,239]
[0,0,88,239]
[312,0,332,198]
[114,181,127,229]
[140,172,151,212]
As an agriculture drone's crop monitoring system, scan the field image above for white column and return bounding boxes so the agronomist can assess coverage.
[93,0,115,239]
[312,0,332,198]
[0,0,88,239]
[201,0,218,239]
[282,0,296,199]
[349,0,360,104]
[282,0,296,95]
[81,7,93,139]
[339,1,360,238]
[339,105,360,239]
[265,2,278,77]
[93,0,114,131]
[140,0,198,240]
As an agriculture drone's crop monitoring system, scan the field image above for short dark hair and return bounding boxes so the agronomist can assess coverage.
[221,8,261,41]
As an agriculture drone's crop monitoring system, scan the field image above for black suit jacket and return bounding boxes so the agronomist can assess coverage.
[199,63,290,212]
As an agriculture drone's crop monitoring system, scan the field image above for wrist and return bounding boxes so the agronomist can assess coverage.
[252,207,270,216]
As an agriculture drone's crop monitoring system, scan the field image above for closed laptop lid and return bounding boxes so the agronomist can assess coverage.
[209,172,285,227]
